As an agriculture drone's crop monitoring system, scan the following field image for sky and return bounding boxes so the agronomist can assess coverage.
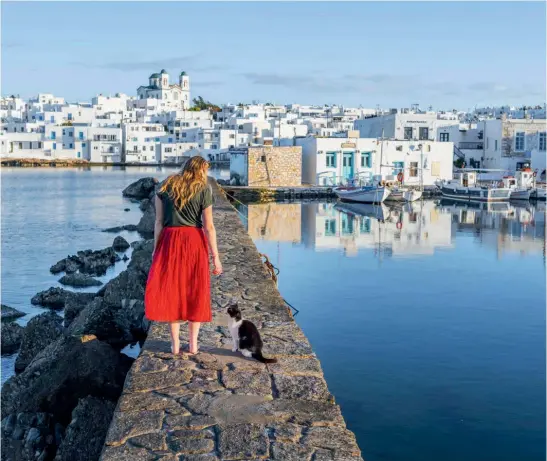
[1,1,546,110]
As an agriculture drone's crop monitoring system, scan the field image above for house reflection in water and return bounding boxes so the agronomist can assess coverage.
[242,199,545,260]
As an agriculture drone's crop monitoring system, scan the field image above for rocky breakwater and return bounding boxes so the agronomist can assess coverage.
[1,178,159,461]
[99,179,363,461]
[219,181,336,203]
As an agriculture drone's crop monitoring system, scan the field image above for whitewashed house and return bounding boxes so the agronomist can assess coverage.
[296,132,453,186]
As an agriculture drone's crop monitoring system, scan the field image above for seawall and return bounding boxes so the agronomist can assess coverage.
[99,180,363,461]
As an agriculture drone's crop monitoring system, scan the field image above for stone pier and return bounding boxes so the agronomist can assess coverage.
[99,181,363,461]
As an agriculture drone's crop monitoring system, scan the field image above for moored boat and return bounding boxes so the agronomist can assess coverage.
[439,170,511,202]
[333,185,390,203]
[385,187,423,202]
[530,184,547,201]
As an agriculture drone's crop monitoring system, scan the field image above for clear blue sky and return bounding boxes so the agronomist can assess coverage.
[2,1,545,110]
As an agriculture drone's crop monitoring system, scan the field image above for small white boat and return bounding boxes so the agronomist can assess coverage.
[531,185,547,201]
[334,202,391,221]
[440,171,511,202]
[500,175,531,200]
[509,189,531,200]
[333,185,390,203]
[385,187,422,202]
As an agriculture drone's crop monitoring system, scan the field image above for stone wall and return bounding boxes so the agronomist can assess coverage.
[247,146,302,187]
[99,180,363,461]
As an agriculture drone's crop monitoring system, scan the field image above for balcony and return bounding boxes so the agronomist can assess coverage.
[459,142,484,150]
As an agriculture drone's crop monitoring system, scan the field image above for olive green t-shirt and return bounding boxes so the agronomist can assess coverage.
[158,183,213,228]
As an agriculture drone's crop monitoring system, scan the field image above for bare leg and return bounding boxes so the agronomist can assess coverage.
[169,322,181,354]
[188,321,201,354]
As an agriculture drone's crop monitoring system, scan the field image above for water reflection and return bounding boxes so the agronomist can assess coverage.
[242,199,546,260]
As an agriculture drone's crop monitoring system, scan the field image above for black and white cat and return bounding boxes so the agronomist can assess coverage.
[226,302,277,364]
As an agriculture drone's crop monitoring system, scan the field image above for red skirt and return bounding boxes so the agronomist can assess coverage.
[145,227,212,323]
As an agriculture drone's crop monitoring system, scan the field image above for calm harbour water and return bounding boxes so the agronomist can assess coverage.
[1,168,545,461]
[237,199,546,461]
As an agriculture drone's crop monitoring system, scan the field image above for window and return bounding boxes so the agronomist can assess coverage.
[79,132,84,140]
[53,143,56,150]
[18,142,22,149]
[326,152,336,167]
[324,219,336,236]
[182,133,187,138]
[495,140,498,151]
[168,138,173,143]
[69,143,73,149]
[50,116,55,123]
[361,152,371,168]
[419,127,429,140]
[77,152,80,158]
[229,134,235,139]
[68,113,73,120]
[392,161,404,175]
[439,133,449,142]
[82,143,86,147]
[165,148,172,153]
[211,144,217,149]
[515,132,525,151]
[51,132,56,140]
[409,161,418,177]
[404,127,413,140]
[62,129,66,135]
[539,132,546,151]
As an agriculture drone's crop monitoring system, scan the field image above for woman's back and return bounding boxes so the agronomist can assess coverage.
[158,182,213,228]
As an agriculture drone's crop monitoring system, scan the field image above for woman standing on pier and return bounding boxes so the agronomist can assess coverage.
[145,156,222,355]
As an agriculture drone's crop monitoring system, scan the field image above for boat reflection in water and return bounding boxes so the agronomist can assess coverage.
[242,199,545,260]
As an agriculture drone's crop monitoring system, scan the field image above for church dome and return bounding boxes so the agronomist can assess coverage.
[149,73,160,78]
[160,69,168,74]
[180,71,187,76]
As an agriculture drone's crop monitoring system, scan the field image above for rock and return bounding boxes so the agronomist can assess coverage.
[139,198,150,212]
[122,177,158,200]
[122,255,129,262]
[63,293,98,327]
[124,208,130,212]
[112,236,130,252]
[102,224,138,233]
[55,397,116,461]
[15,312,63,373]
[2,334,133,425]
[1,304,25,322]
[1,412,59,461]
[58,273,103,288]
[136,206,155,238]
[50,247,120,277]
[1,322,23,354]
[127,239,153,275]
[31,287,72,310]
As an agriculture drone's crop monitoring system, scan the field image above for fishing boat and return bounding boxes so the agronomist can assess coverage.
[439,170,511,202]
[333,184,391,203]
[385,187,422,202]
[531,184,547,200]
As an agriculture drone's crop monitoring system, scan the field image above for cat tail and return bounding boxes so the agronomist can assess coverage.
[252,350,277,364]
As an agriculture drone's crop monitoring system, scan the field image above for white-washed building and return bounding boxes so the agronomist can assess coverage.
[296,132,453,186]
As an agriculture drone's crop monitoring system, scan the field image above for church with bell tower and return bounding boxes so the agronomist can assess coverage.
[137,69,190,109]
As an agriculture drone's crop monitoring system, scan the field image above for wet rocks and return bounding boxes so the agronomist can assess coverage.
[1,304,25,322]
[136,205,155,238]
[1,322,24,354]
[1,412,61,461]
[112,236,130,252]
[2,335,133,424]
[31,287,72,310]
[102,224,138,233]
[15,311,63,373]
[50,247,121,277]
[58,272,103,288]
[55,397,116,461]
[31,288,95,310]
[122,177,158,200]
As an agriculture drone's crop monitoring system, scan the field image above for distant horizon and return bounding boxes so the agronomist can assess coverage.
[2,2,545,110]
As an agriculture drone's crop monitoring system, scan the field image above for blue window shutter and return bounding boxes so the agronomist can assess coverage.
[77,152,80,158]
[53,143,56,150]
[82,143,86,147]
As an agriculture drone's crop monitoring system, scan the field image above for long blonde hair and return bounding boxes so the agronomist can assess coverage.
[159,156,209,209]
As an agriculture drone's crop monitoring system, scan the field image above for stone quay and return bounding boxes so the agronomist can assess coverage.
[99,179,363,461]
